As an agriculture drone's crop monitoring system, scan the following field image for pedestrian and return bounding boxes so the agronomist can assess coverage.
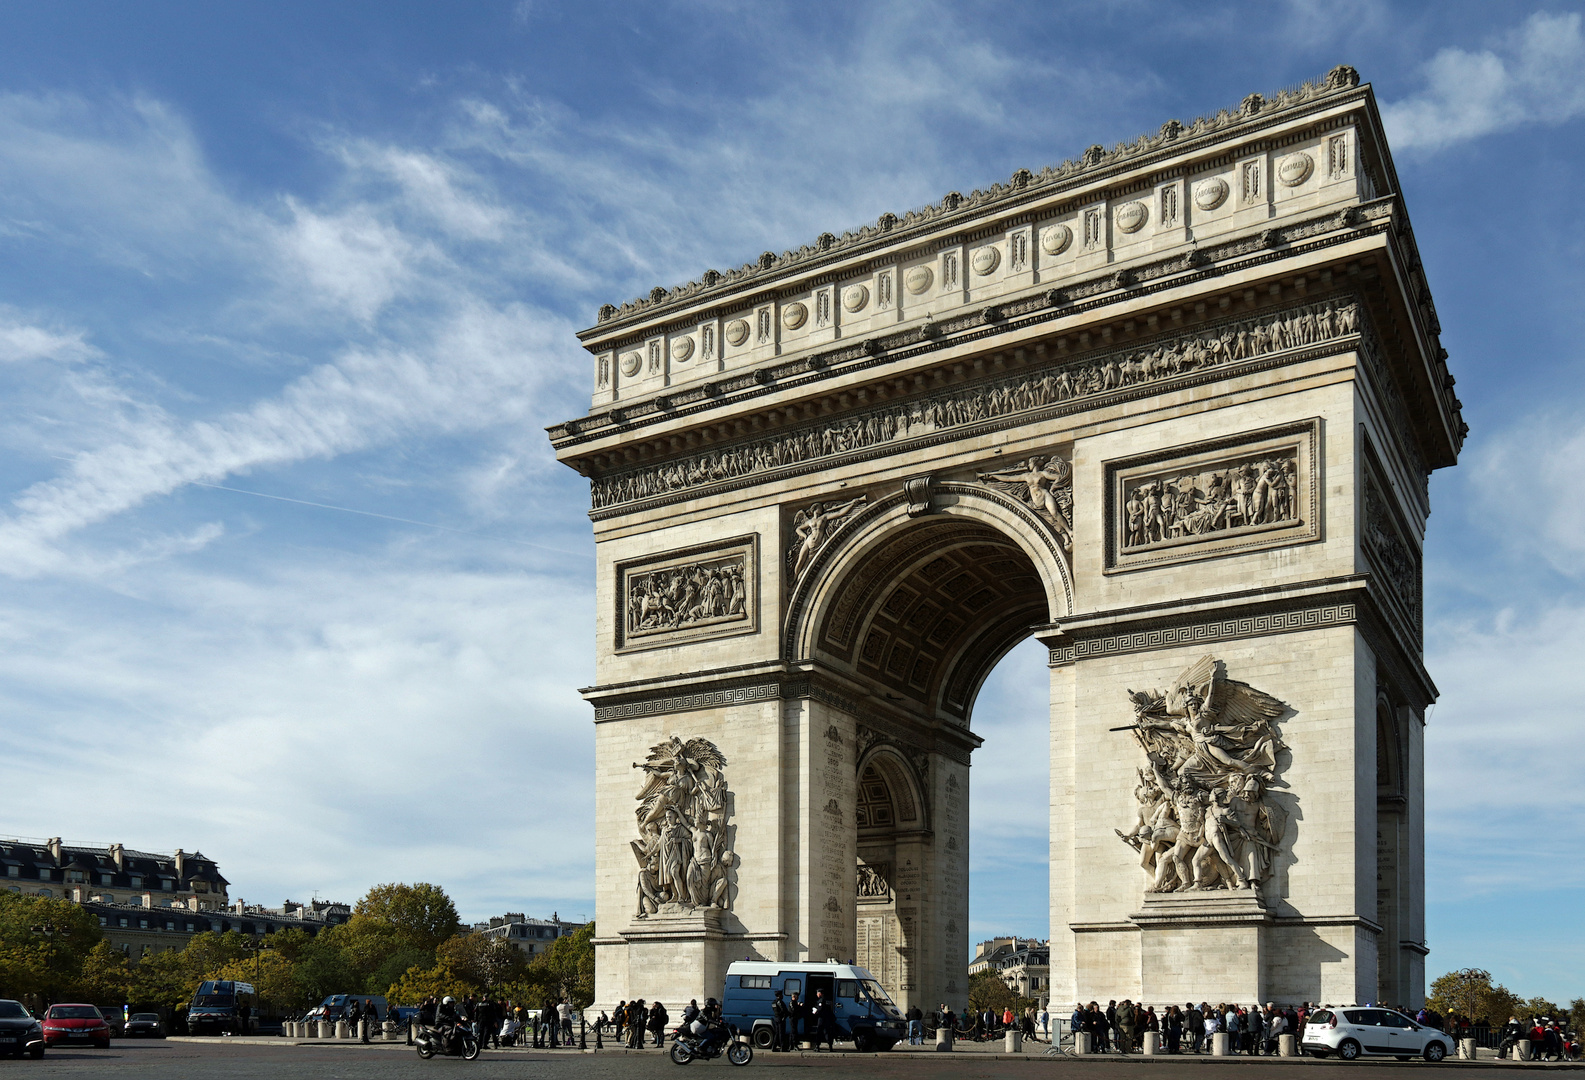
[1039,1006,1049,1042]
[787,992,803,1048]
[559,998,574,1045]
[1103,1000,1117,1053]
[649,1001,668,1047]
[813,990,836,1051]
[771,990,790,1052]
[1165,1005,1182,1053]
[1117,999,1138,1054]
[906,1004,922,1046]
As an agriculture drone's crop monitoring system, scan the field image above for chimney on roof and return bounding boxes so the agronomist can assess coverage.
[110,843,124,871]
[490,916,505,928]
[47,837,62,862]
[174,848,185,877]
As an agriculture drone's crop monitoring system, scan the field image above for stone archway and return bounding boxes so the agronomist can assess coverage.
[560,74,1455,1015]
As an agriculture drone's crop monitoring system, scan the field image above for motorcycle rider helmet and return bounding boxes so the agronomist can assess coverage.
[706,998,718,1008]
[442,996,455,1006]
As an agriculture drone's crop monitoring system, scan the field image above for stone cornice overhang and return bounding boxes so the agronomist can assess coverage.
[1033,572,1436,708]
[580,659,983,763]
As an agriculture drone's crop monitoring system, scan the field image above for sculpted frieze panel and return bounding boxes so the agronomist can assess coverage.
[1115,656,1290,897]
[590,300,1360,512]
[787,495,868,582]
[976,454,1072,550]
[1363,470,1423,637]
[1106,419,1320,572]
[616,536,758,651]
[631,736,736,918]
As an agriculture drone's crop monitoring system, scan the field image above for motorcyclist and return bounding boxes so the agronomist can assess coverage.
[689,998,728,1054]
[436,996,465,1054]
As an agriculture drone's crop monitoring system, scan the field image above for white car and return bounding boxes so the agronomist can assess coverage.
[1303,1007,1451,1062]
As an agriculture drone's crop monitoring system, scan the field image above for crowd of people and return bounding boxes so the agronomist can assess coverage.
[1498,1016,1581,1061]
[1068,1001,1327,1055]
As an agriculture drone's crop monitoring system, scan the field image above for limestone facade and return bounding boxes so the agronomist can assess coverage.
[553,68,1456,1014]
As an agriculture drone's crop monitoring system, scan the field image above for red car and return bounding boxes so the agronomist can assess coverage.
[42,1004,111,1049]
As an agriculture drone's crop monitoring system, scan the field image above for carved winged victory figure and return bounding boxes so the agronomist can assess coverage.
[789,496,867,580]
[976,455,1073,549]
[1115,655,1289,894]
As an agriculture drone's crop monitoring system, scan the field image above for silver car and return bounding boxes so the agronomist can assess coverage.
[1303,1007,1451,1061]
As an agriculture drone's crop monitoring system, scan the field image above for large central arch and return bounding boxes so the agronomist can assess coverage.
[774,488,1069,1009]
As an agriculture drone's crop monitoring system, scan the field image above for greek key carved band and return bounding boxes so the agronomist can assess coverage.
[1049,603,1357,665]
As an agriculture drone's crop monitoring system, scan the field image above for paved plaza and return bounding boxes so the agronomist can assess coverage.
[20,1040,1580,1078]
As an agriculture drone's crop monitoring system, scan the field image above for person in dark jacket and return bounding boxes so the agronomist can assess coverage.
[771,991,790,1052]
[812,991,836,1050]
[649,1002,668,1047]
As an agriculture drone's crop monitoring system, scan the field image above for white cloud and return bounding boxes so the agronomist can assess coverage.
[0,315,100,364]
[1465,407,1585,580]
[1383,11,1585,151]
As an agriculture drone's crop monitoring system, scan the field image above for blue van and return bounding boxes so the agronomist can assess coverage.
[720,961,905,1052]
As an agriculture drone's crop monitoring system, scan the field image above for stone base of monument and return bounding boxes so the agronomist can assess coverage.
[1142,1032,1159,1055]
[1130,889,1272,1004]
[617,905,728,1007]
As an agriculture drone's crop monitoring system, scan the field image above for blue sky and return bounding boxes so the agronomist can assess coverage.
[0,1,1581,1002]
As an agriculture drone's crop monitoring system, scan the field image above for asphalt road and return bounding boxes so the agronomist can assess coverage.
[15,1041,1577,1079]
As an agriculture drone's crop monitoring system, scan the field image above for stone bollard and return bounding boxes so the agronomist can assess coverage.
[935,1027,953,1051]
[384,1021,399,1042]
[357,1020,367,1041]
[1279,1034,1297,1057]
[336,1020,350,1040]
[1519,1040,1533,1061]
[1074,1031,1092,1055]
[1004,1030,1022,1053]
[1212,1032,1230,1056]
[316,1020,330,1039]
[1460,1037,1476,1060]
[1143,1032,1160,1055]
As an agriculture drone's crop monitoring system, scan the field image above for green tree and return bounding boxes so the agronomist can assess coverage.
[967,969,1018,1016]
[436,933,527,991]
[78,941,133,1006]
[130,947,198,1012]
[1520,995,1562,1021]
[354,884,460,955]
[523,923,595,1009]
[1427,968,1524,1026]
[386,961,477,1005]
[0,892,103,1006]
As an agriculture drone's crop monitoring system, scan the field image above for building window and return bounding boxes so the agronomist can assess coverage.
[98,916,108,927]
[119,917,129,928]
[6,866,17,878]
[161,878,174,891]
[185,923,195,932]
[129,875,143,888]
[100,873,112,885]
[138,919,149,929]
[65,870,84,884]
[37,889,50,898]
[165,921,175,931]
[103,894,115,904]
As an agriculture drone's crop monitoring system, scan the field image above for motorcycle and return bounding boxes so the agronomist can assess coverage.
[670,1021,753,1066]
[415,1022,480,1061]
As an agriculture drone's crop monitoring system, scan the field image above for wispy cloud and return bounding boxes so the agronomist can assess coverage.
[1382,11,1585,151]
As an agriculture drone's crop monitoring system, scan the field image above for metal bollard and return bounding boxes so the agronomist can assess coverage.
[580,1012,587,1050]
[1143,1032,1160,1055]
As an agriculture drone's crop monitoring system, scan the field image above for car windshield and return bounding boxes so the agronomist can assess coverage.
[132,1014,159,1022]
[1308,1010,1333,1025]
[49,1006,101,1019]
[0,1002,29,1019]
[859,981,895,1005]
[194,995,233,1007]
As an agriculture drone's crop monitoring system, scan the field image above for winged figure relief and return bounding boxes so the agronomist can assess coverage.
[788,495,868,580]
[1115,656,1289,895]
[976,455,1073,550]
[631,736,736,917]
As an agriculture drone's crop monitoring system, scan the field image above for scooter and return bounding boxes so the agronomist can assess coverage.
[670,1021,752,1066]
[415,1022,480,1060]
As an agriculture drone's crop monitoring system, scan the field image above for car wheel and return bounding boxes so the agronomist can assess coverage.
[751,1026,773,1049]
[1425,1041,1446,1063]
[853,1031,874,1053]
[1338,1039,1361,1061]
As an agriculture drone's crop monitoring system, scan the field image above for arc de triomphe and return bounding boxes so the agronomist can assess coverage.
[549,69,1461,1012]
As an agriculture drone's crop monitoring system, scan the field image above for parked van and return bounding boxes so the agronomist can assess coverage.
[721,961,904,1052]
[187,980,256,1036]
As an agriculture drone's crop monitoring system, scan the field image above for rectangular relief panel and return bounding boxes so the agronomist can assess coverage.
[615,534,758,651]
[1106,419,1321,572]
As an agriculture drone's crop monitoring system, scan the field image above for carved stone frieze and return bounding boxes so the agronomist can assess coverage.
[590,300,1361,510]
[857,858,891,900]
[616,536,758,650]
[1114,656,1289,896]
[1106,419,1320,572]
[1363,471,1423,637]
[631,736,737,917]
